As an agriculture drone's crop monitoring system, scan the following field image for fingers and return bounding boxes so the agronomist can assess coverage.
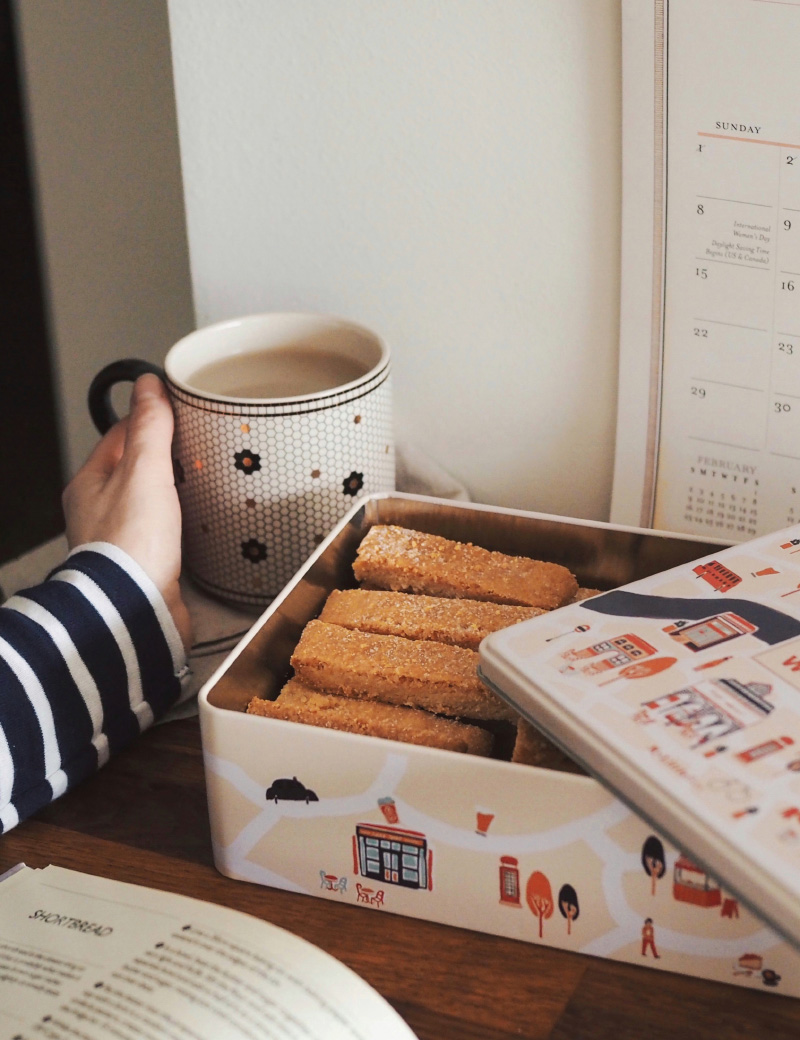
[123,374,175,479]
[73,416,130,486]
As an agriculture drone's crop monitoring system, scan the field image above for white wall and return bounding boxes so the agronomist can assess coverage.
[14,0,194,477]
[167,0,622,521]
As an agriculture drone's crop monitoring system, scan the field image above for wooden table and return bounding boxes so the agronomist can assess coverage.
[2,716,799,1040]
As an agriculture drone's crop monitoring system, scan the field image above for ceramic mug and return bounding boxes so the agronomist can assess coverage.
[89,312,394,608]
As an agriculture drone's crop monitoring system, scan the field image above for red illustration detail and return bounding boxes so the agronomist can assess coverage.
[694,656,732,671]
[673,855,722,908]
[378,796,398,823]
[475,809,494,836]
[721,897,740,918]
[525,871,554,939]
[356,882,385,907]
[736,735,794,764]
[498,856,521,907]
[734,952,763,976]
[561,633,657,677]
[599,657,677,686]
[663,613,756,651]
[693,561,742,592]
[641,918,660,958]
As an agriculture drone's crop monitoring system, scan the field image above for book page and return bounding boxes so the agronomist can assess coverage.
[0,865,416,1040]
[612,0,800,539]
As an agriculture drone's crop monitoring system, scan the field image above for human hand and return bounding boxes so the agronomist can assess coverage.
[63,373,192,650]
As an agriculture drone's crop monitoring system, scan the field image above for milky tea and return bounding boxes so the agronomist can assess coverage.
[89,313,393,606]
[188,344,370,399]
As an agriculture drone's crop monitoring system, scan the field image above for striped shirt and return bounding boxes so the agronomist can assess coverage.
[0,542,188,833]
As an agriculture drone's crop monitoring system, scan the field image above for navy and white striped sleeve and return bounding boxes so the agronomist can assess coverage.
[0,542,189,833]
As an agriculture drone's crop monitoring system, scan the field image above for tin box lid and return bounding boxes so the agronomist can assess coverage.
[478,524,800,949]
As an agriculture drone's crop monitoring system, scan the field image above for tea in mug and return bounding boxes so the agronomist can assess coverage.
[188,345,370,399]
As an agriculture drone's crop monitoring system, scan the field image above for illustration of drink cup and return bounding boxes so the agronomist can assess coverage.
[476,807,495,836]
[378,797,398,824]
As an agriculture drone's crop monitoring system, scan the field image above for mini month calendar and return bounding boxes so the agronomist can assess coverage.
[612,0,800,540]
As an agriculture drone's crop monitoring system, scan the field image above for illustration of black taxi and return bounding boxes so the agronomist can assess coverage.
[266,776,319,803]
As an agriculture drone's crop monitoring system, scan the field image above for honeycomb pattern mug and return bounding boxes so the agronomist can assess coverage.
[89,313,394,608]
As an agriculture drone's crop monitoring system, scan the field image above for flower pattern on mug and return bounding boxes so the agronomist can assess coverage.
[342,471,364,496]
[234,449,261,474]
[241,538,268,563]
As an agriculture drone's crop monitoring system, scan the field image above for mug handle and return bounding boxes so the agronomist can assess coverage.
[88,359,166,434]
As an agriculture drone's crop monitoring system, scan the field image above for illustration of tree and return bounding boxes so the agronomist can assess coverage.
[525,871,554,939]
[558,884,580,936]
[641,835,666,896]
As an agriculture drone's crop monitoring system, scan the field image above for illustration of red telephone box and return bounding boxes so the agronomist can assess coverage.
[498,856,522,907]
[693,561,742,593]
[561,633,657,675]
[663,613,757,652]
[673,855,722,908]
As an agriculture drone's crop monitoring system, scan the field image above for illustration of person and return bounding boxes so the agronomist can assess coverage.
[641,918,660,958]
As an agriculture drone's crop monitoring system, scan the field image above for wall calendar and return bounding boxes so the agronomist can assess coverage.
[612,0,800,540]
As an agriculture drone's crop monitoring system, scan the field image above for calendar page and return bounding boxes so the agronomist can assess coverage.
[611,0,800,540]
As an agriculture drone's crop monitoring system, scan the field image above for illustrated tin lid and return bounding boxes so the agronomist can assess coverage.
[478,525,800,949]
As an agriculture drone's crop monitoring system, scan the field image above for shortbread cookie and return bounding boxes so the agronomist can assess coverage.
[571,587,602,603]
[352,525,577,608]
[318,588,544,650]
[511,717,585,774]
[291,620,517,721]
[247,680,493,756]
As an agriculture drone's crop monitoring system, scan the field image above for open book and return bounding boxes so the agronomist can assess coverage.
[0,864,417,1040]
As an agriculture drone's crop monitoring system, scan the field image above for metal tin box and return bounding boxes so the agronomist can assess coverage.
[198,494,800,996]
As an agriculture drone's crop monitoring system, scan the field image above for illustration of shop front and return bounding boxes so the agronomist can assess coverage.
[353,824,433,890]
[560,633,656,676]
[640,678,773,748]
[663,613,757,652]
